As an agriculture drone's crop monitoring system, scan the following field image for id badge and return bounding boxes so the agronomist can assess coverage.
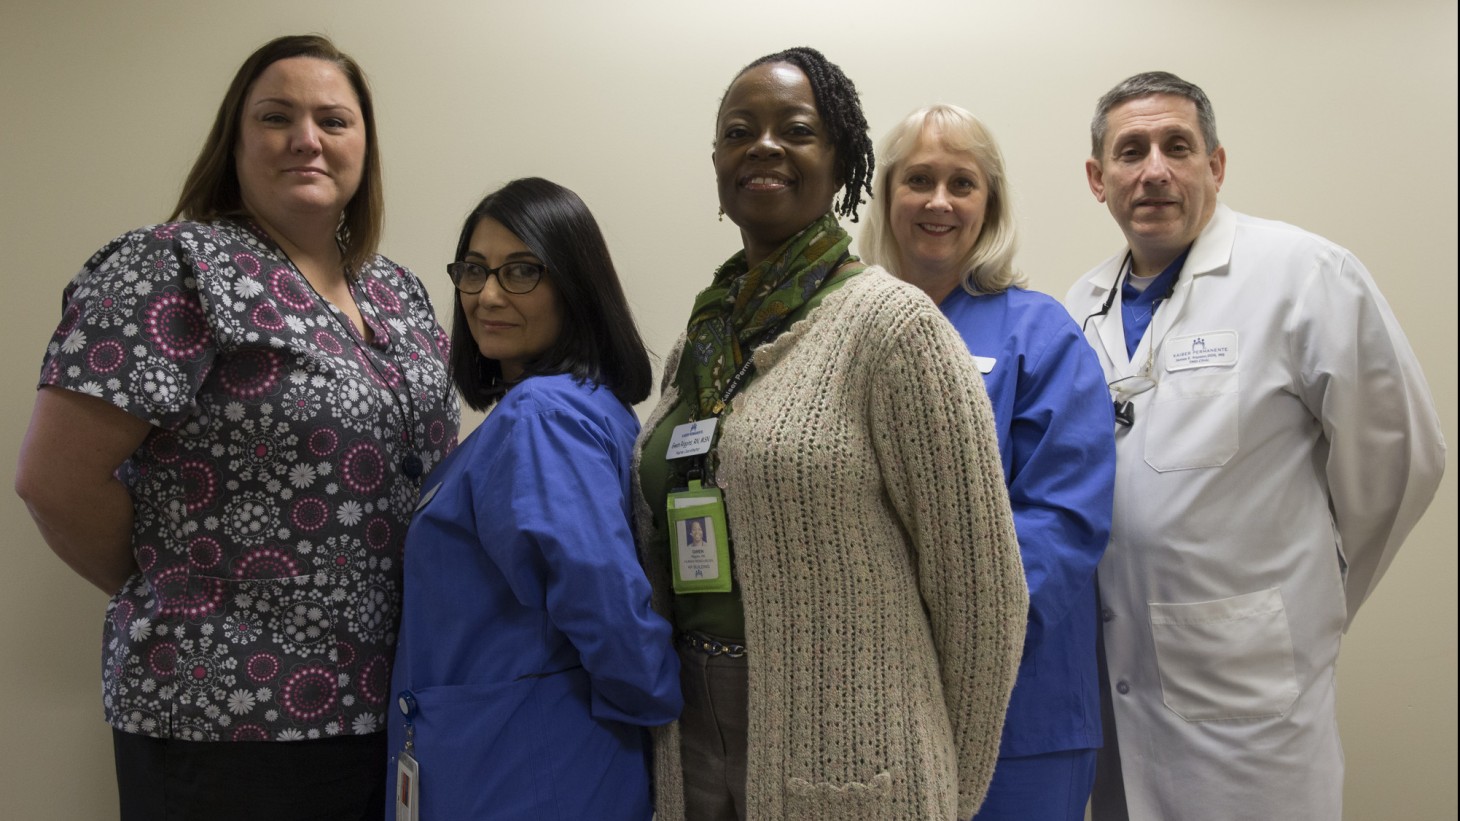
[665,418,717,460]
[667,480,732,594]
[395,749,420,821]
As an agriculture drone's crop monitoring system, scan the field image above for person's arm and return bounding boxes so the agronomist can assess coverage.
[15,387,151,594]
[1289,248,1446,627]
[1005,315,1115,650]
[869,304,1028,818]
[479,398,681,725]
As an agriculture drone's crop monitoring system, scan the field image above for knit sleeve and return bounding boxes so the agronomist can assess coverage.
[868,302,1028,818]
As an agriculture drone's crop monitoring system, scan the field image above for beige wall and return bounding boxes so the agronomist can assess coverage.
[2,1,1454,818]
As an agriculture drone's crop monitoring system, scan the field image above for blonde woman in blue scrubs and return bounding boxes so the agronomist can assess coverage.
[864,104,1116,821]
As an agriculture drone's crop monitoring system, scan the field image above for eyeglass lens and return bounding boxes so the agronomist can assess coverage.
[448,262,543,294]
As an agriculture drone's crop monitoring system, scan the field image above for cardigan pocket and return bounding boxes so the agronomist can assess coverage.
[785,768,896,816]
[1149,587,1301,721]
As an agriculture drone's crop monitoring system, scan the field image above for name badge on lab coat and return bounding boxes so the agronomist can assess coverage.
[1165,331,1238,372]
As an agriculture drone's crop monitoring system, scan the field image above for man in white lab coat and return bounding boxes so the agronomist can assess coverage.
[1065,71,1445,820]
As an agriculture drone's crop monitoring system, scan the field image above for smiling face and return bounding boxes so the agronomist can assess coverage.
[459,217,563,383]
[235,57,365,234]
[713,62,840,267]
[1087,93,1225,275]
[889,128,989,301]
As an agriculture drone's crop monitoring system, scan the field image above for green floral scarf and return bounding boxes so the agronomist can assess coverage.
[680,213,855,419]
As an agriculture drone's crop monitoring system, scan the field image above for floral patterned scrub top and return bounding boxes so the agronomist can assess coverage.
[38,219,460,742]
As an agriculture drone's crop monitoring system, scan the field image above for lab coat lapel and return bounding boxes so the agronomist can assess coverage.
[1128,204,1239,370]
[1084,255,1133,377]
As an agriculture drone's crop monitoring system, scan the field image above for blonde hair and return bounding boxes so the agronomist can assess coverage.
[863,104,1023,294]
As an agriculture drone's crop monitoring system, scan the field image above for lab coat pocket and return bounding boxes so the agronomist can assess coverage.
[1143,369,1238,471]
[1149,587,1300,721]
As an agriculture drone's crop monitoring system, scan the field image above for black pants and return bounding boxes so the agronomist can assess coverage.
[113,729,385,821]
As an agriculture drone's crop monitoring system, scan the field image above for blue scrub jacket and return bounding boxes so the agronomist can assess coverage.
[386,374,681,820]
[940,287,1115,757]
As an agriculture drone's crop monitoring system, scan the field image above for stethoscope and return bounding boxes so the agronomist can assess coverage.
[1081,251,1130,334]
[1080,251,1181,428]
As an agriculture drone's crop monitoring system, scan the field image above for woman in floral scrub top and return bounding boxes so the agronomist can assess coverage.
[14,35,458,821]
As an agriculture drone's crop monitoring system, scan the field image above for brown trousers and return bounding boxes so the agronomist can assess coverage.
[677,644,749,821]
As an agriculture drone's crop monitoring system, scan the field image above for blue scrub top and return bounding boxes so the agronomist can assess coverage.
[386,373,680,820]
[940,287,1115,757]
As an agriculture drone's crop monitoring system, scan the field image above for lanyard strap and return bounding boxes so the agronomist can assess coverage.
[712,355,758,414]
[688,252,853,480]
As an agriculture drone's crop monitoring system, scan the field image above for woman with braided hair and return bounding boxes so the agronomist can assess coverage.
[633,46,1028,820]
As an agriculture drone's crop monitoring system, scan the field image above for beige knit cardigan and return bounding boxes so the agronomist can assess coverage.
[633,268,1028,820]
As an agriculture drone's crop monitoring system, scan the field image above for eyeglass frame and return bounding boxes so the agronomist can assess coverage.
[446,260,547,295]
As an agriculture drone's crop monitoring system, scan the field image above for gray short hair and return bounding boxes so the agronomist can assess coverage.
[1091,71,1219,158]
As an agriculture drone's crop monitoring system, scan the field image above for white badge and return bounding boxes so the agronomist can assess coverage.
[1165,331,1238,371]
[971,355,997,374]
[395,749,420,821]
[665,418,718,460]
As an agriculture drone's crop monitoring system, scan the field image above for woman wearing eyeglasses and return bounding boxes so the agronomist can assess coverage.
[384,177,680,820]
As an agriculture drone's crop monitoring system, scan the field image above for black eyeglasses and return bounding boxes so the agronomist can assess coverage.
[446,260,546,295]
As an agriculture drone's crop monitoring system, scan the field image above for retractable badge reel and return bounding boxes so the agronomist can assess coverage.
[395,690,420,821]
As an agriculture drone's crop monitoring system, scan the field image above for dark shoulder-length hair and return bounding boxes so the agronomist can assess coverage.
[449,177,651,411]
[168,33,384,276]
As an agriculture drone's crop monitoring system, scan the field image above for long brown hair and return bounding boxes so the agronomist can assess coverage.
[169,34,384,276]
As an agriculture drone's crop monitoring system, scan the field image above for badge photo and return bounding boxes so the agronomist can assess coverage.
[667,480,732,594]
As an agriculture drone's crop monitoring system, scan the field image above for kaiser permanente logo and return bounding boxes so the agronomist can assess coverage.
[683,422,709,441]
[1167,331,1238,370]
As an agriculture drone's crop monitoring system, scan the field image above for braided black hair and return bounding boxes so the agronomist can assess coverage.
[726,46,875,222]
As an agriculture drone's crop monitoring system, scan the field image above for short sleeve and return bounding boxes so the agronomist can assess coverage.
[39,225,218,429]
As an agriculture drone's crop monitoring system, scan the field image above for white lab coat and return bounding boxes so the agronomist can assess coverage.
[1065,204,1445,821]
